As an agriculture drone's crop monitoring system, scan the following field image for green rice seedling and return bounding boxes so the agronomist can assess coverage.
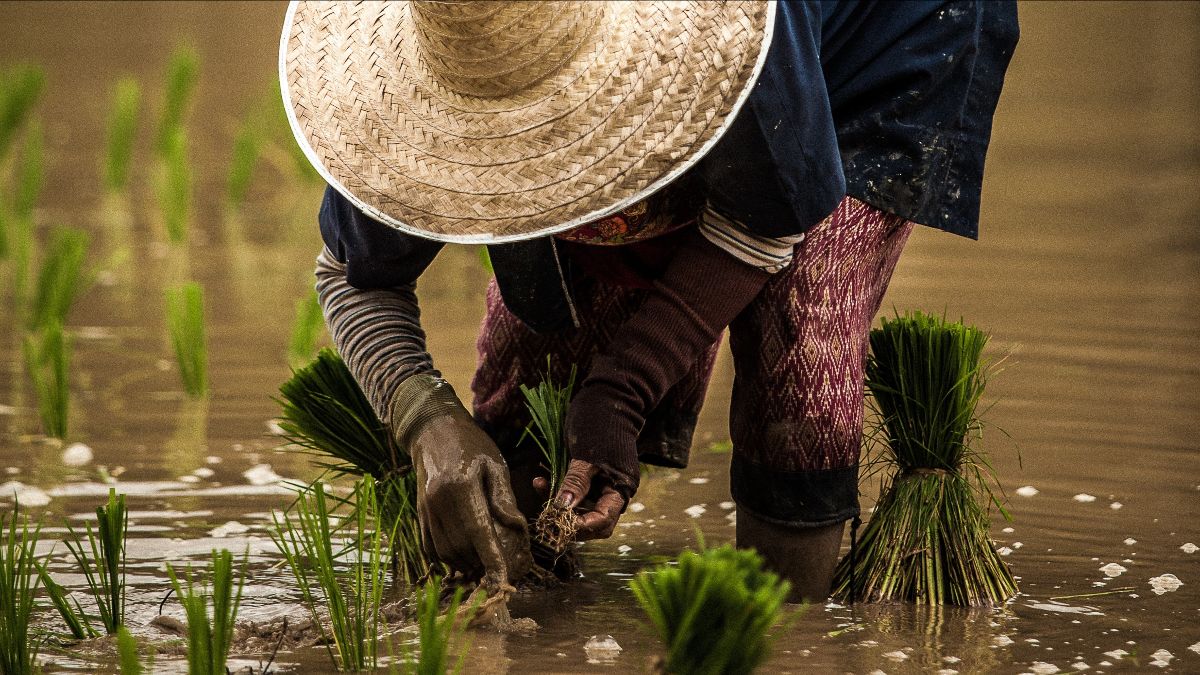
[519,360,578,553]
[831,311,1018,606]
[155,45,199,155]
[631,542,791,675]
[390,577,476,675]
[166,281,208,398]
[0,502,45,675]
[63,488,129,634]
[158,126,192,244]
[7,120,43,292]
[38,563,98,639]
[116,626,144,675]
[14,118,42,222]
[166,549,246,675]
[224,115,261,208]
[0,64,44,161]
[24,320,71,439]
[105,77,141,192]
[271,478,389,671]
[276,348,429,585]
[28,226,90,331]
[287,289,325,368]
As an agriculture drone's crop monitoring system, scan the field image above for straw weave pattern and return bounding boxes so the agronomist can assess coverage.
[284,0,770,239]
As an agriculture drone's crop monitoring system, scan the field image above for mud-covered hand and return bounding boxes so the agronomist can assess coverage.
[556,228,772,540]
[391,374,532,588]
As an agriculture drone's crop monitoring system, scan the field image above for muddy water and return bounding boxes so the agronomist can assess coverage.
[1,2,1198,673]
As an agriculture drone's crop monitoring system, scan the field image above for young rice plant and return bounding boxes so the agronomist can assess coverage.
[166,548,246,675]
[0,502,45,675]
[631,542,791,675]
[287,289,325,368]
[105,77,141,192]
[166,281,208,398]
[24,320,71,440]
[390,577,477,675]
[64,488,130,634]
[158,126,192,244]
[28,226,90,330]
[831,311,1018,606]
[0,64,44,161]
[271,478,389,671]
[155,45,199,156]
[519,360,578,553]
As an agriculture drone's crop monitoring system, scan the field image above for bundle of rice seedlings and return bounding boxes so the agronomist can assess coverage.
[0,502,45,675]
[165,548,246,675]
[158,126,192,244]
[631,542,791,675]
[63,488,129,634]
[0,64,44,161]
[831,311,1018,606]
[519,361,578,554]
[287,289,325,368]
[155,45,199,156]
[104,77,141,192]
[24,320,71,439]
[277,348,427,585]
[271,478,388,672]
[28,226,90,331]
[166,282,208,398]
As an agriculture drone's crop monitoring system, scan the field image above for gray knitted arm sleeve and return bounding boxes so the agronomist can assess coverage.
[314,247,439,424]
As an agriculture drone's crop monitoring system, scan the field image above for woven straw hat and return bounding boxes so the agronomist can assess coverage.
[280,1,775,244]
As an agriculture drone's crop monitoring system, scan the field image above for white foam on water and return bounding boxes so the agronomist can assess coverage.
[994,635,1015,647]
[1,481,50,506]
[1070,662,1090,671]
[584,635,621,664]
[192,467,215,478]
[1003,527,1015,533]
[1123,538,1137,545]
[617,544,631,555]
[1100,562,1127,577]
[1148,574,1182,595]
[627,501,645,513]
[1029,661,1060,674]
[719,501,735,510]
[688,477,709,484]
[882,650,908,660]
[1073,494,1097,503]
[1103,649,1128,659]
[943,656,961,664]
[1109,502,1122,509]
[243,463,283,486]
[998,546,1014,556]
[1149,649,1172,667]
[60,442,93,467]
[1188,641,1200,655]
[1180,542,1197,553]
[1016,485,1039,497]
[210,521,251,538]
[684,504,706,518]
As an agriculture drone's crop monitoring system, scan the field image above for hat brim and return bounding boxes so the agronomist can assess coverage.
[280,1,775,244]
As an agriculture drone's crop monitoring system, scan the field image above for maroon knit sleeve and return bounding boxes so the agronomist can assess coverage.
[565,228,771,500]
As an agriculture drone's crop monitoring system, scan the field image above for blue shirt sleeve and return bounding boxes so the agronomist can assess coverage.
[701,0,846,237]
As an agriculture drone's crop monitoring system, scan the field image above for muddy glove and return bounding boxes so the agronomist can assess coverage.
[557,228,772,539]
[391,374,532,587]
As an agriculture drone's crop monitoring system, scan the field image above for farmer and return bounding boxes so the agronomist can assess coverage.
[280,1,1018,600]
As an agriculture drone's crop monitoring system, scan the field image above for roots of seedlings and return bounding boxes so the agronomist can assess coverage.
[533,501,578,555]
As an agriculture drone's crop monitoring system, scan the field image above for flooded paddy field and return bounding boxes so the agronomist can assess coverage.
[1,2,1197,673]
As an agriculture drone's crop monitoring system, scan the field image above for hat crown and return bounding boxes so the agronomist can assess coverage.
[410,0,604,98]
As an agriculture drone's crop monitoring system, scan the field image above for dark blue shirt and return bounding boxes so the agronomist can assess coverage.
[703,0,1019,239]
[320,0,1019,294]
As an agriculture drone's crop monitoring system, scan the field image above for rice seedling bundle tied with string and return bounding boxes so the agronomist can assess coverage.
[831,311,1018,606]
[277,348,427,585]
